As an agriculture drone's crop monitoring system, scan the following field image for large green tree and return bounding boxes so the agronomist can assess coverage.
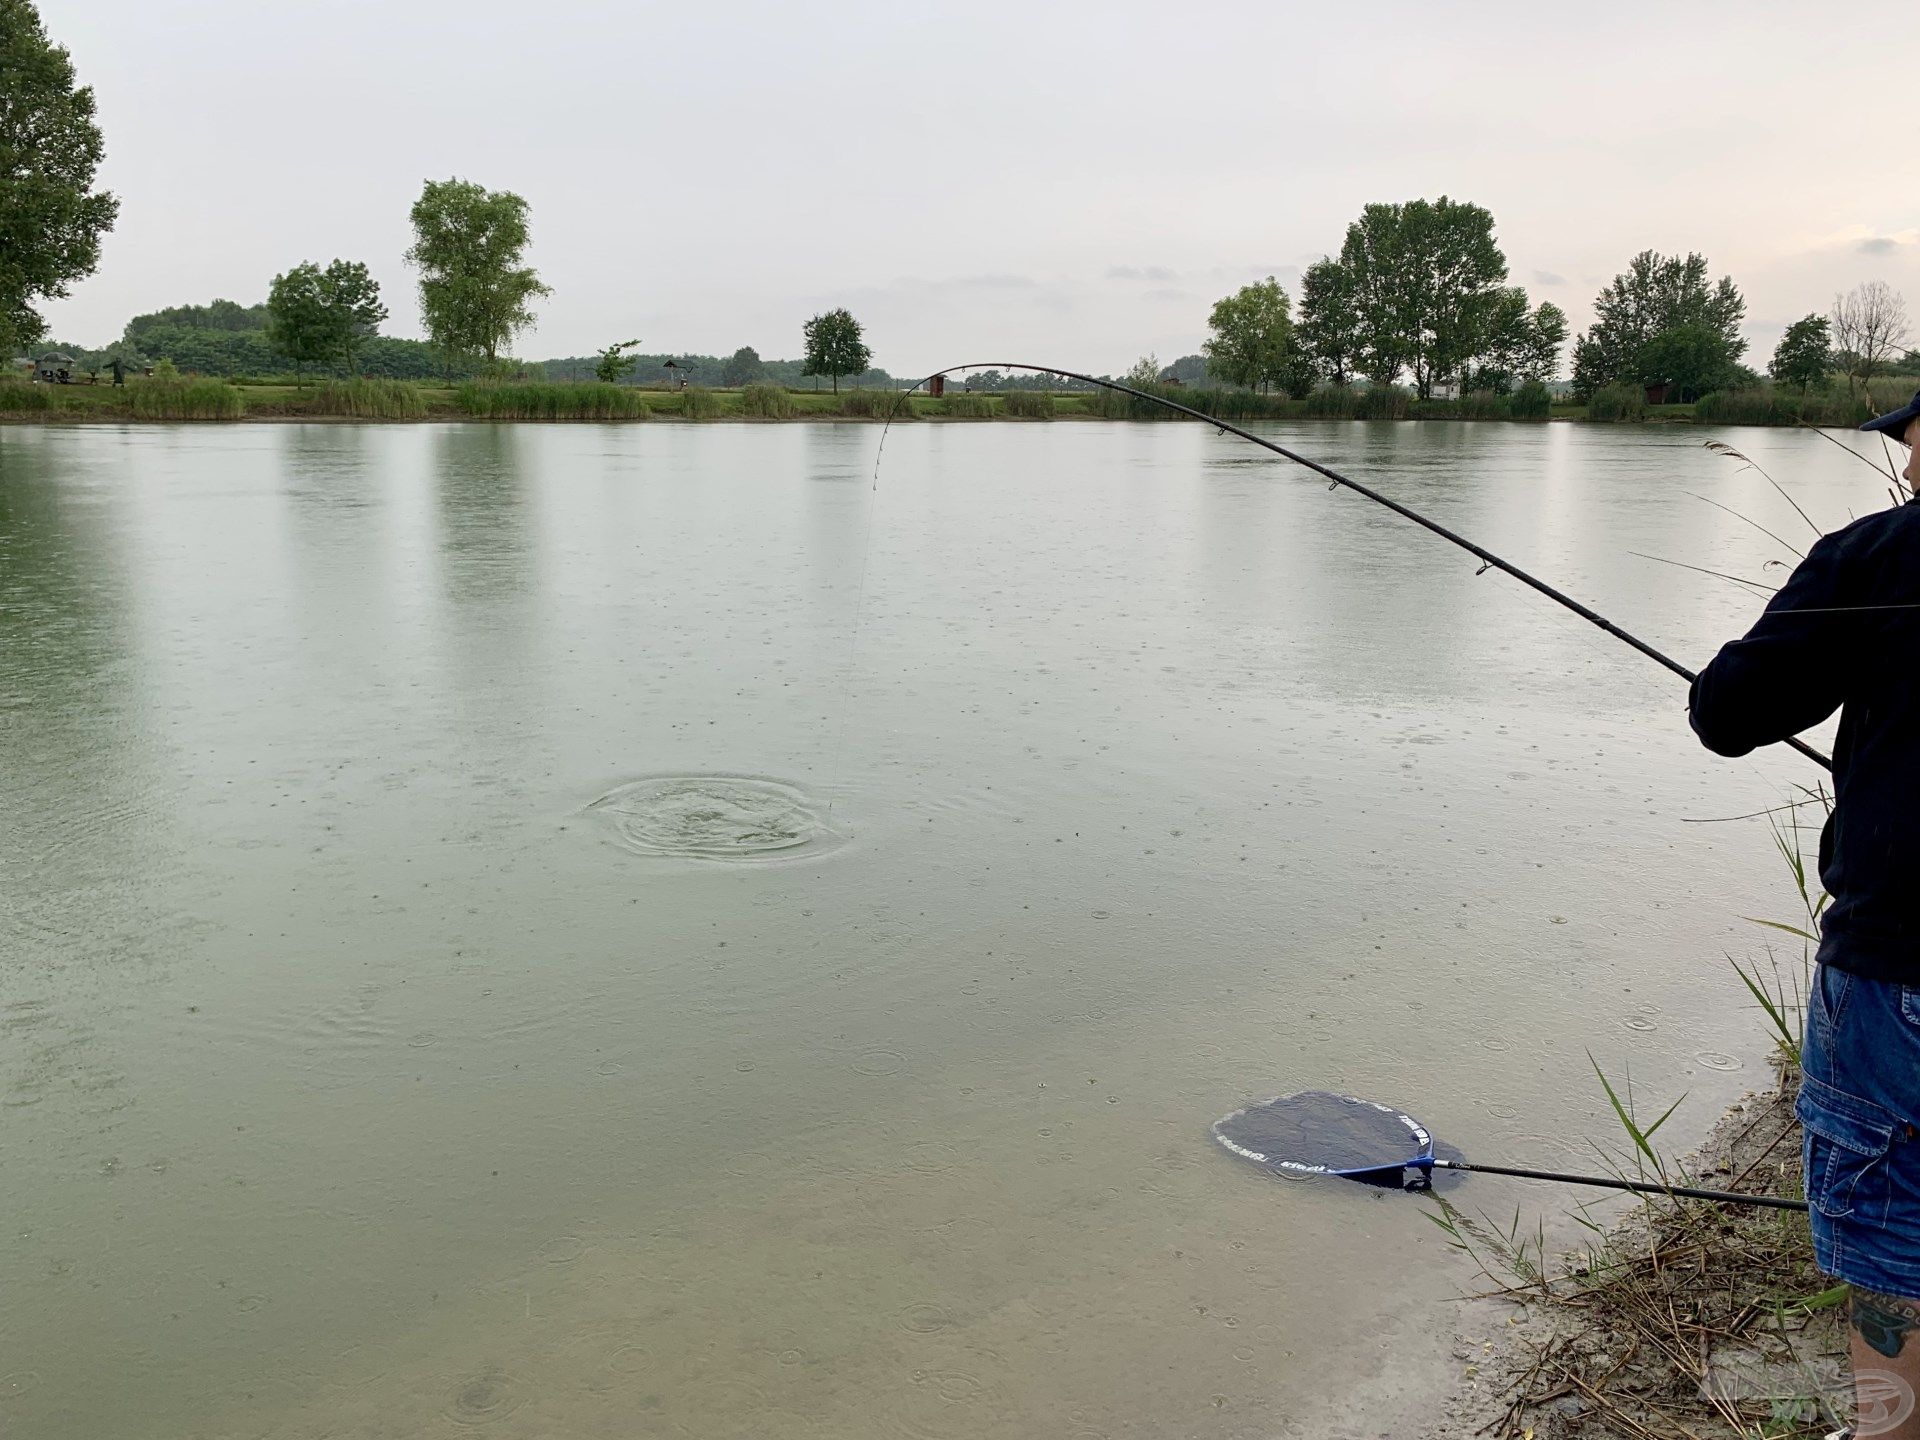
[405,178,550,365]
[1202,276,1298,393]
[1769,313,1832,393]
[1321,197,1514,398]
[1570,251,1746,399]
[0,0,118,356]
[266,259,387,375]
[1296,258,1362,387]
[721,345,764,386]
[801,309,870,392]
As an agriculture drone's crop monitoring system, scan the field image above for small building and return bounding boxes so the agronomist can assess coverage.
[34,352,75,384]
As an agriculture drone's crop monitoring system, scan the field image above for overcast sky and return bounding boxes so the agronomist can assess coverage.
[38,0,1920,374]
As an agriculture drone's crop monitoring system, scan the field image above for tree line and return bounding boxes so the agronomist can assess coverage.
[1183,197,1915,407]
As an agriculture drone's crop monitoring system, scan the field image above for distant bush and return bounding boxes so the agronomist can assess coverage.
[839,389,912,419]
[679,385,721,419]
[739,382,794,419]
[309,378,427,419]
[1692,386,1885,427]
[129,378,246,420]
[937,393,994,418]
[1356,385,1411,420]
[1588,384,1648,422]
[1510,380,1552,419]
[1001,390,1056,419]
[151,357,181,381]
[1453,390,1513,420]
[453,382,647,420]
[1303,386,1362,418]
[0,378,62,413]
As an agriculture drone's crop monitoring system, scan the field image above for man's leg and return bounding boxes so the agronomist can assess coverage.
[1851,1287,1920,1438]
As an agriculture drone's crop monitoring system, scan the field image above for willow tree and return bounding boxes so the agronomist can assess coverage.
[0,0,118,356]
[404,179,550,366]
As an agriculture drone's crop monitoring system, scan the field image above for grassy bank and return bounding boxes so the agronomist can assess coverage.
[3,375,1905,429]
[1435,820,1841,1440]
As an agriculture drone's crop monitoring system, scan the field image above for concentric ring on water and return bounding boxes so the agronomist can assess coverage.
[588,774,836,861]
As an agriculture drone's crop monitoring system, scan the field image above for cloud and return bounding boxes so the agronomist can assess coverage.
[1107,265,1179,282]
[1532,269,1567,286]
[1809,226,1920,256]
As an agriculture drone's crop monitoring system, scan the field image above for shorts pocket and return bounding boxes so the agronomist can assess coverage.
[1796,1074,1896,1224]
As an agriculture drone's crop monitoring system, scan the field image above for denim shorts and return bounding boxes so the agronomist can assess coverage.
[1798,963,1920,1296]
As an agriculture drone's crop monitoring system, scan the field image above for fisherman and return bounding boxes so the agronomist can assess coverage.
[1690,390,1920,1440]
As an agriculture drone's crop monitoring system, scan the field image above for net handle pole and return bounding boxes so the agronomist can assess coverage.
[1425,1158,1808,1212]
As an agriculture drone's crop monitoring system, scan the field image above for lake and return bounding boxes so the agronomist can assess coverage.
[0,418,1871,1438]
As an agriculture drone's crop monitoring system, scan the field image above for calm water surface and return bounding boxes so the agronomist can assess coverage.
[0,419,1876,1438]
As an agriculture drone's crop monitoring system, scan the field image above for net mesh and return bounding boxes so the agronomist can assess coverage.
[1212,1091,1434,1178]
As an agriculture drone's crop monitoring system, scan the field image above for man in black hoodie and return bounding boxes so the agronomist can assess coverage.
[1692,389,1920,1438]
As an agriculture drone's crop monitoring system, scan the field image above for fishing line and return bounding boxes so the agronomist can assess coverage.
[876,364,1833,772]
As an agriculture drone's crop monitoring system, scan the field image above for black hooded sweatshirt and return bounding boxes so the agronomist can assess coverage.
[1690,497,1920,981]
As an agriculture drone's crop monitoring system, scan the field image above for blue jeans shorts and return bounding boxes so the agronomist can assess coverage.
[1798,963,1920,1297]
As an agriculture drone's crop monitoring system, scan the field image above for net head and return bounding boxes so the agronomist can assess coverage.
[1212,1091,1434,1183]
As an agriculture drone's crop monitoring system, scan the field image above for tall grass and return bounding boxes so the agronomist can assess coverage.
[309,378,428,419]
[1451,390,1513,420]
[1693,386,1884,427]
[128,379,247,420]
[738,382,794,419]
[1510,379,1552,420]
[1001,390,1056,419]
[1587,383,1648,422]
[839,389,912,419]
[937,393,994,418]
[452,382,647,420]
[679,385,720,419]
[0,379,63,414]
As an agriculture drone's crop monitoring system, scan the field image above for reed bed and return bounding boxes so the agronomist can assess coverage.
[0,379,64,414]
[738,382,794,419]
[839,389,912,419]
[452,382,648,420]
[679,386,721,419]
[1000,391,1056,419]
[1509,380,1552,420]
[1693,386,1886,427]
[308,378,428,420]
[127,379,247,420]
[936,394,995,419]
[1587,383,1649,422]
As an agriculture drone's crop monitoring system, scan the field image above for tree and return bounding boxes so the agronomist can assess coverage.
[1202,276,1297,392]
[1830,282,1910,394]
[323,260,386,375]
[594,339,641,385]
[1297,258,1361,387]
[0,0,119,356]
[1638,323,1743,402]
[265,259,387,375]
[800,309,870,392]
[1517,302,1568,383]
[265,263,338,376]
[1571,251,1745,399]
[1769,313,1832,393]
[1326,197,1512,398]
[1123,354,1162,388]
[721,345,764,387]
[405,178,550,365]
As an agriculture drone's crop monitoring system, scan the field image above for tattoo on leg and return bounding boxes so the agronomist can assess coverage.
[1853,1288,1920,1359]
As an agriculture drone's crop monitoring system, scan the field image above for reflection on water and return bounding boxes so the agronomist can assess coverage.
[0,419,1875,1439]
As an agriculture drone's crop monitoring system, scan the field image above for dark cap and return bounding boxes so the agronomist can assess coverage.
[1860,389,1920,441]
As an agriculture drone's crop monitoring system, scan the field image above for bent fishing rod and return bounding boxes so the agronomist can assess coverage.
[882,364,1834,773]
